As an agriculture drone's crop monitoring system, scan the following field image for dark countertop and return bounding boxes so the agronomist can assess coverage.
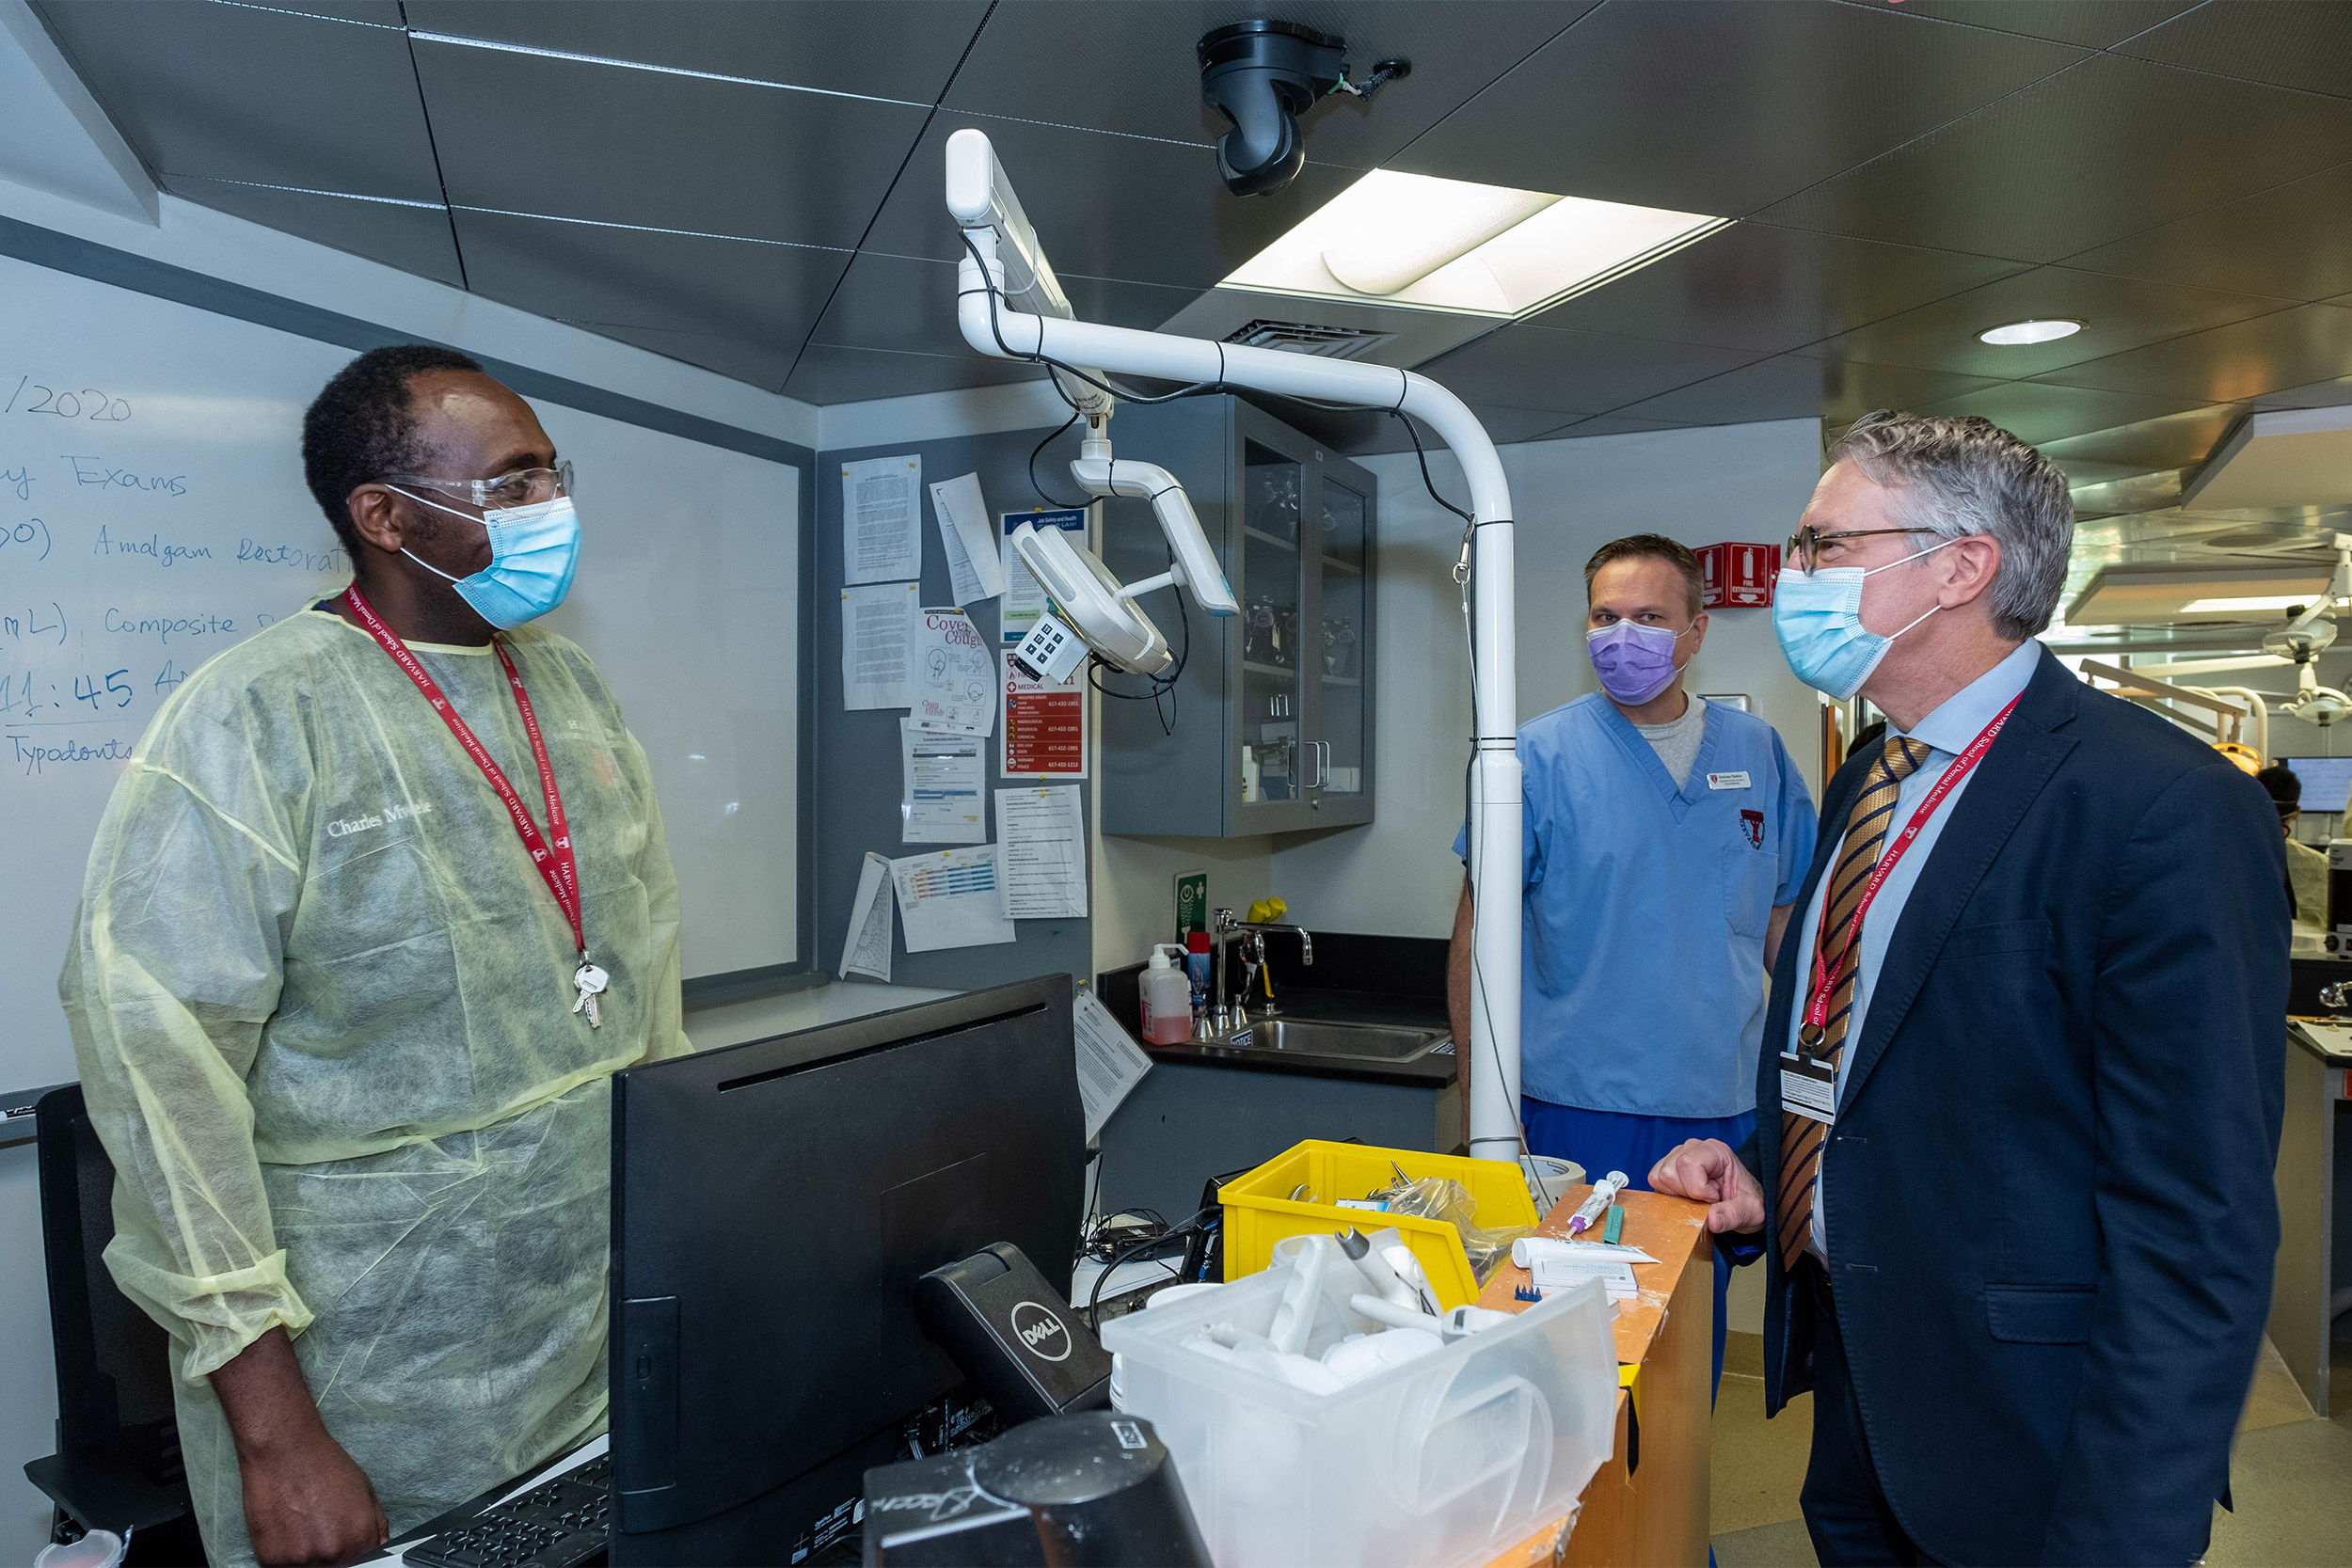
[1095,932,1456,1089]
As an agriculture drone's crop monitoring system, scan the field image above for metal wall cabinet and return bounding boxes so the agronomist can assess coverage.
[1100,396,1376,836]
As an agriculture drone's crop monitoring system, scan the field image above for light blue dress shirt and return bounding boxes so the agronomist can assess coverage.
[1457,692,1819,1118]
[1788,639,2042,1259]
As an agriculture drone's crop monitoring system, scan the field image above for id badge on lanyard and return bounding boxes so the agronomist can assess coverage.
[1780,1051,1837,1126]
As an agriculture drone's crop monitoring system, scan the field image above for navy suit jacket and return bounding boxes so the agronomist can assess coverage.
[1738,647,2288,1566]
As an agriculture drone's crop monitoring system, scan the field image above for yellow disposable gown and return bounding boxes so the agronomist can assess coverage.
[59,604,691,1566]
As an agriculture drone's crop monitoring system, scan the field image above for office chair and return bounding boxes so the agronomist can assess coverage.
[24,1085,205,1563]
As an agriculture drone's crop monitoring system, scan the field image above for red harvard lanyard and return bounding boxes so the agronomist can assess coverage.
[341,584,586,964]
[1797,694,2023,1051]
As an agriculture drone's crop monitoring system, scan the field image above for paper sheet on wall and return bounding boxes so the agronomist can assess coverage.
[914,607,997,736]
[891,845,1018,952]
[838,852,895,981]
[1002,650,1089,778]
[995,785,1088,919]
[841,581,917,709]
[842,454,922,584]
[930,471,1006,604]
[1073,989,1153,1143]
[1000,507,1089,645]
[901,720,985,844]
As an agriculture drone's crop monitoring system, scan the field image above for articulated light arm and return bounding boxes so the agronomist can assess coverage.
[946,127,1525,1161]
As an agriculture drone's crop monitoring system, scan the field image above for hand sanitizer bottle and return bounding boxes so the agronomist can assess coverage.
[1140,944,1194,1045]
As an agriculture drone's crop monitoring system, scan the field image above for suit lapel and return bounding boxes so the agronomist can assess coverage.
[1837,651,2080,1111]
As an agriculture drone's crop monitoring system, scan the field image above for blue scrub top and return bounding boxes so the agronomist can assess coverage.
[1454,693,1818,1118]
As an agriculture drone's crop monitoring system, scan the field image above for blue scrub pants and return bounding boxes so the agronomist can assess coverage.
[1520,1098,1756,1402]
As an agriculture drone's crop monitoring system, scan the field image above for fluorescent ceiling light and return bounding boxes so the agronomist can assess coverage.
[1979,318,2084,346]
[1219,169,1728,319]
[2179,594,2315,613]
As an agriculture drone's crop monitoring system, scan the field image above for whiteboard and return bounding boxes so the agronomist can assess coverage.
[0,252,802,1090]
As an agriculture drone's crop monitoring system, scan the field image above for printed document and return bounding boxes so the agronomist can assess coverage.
[1073,989,1152,1142]
[930,471,1006,604]
[842,454,921,584]
[891,845,1017,952]
[838,852,895,981]
[913,607,996,736]
[901,721,985,844]
[841,582,917,709]
[995,785,1087,919]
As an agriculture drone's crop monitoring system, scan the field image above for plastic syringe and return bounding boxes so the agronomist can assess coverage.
[1565,1170,1629,1236]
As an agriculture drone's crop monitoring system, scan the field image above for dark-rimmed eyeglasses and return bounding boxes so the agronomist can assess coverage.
[383,459,573,512]
[1785,524,1937,574]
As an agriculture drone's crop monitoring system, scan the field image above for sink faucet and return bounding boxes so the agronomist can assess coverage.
[1208,908,1313,1030]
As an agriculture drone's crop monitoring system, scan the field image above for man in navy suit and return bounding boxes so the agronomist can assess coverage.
[1652,410,2287,1566]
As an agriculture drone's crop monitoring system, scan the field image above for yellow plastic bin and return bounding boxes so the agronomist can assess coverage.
[1217,1139,1539,1309]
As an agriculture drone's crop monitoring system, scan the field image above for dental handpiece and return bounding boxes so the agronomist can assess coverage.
[1565,1170,1629,1236]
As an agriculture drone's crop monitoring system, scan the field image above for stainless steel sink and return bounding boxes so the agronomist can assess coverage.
[1212,1018,1449,1062]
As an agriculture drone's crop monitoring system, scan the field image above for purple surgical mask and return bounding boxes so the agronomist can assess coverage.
[1586,620,1689,705]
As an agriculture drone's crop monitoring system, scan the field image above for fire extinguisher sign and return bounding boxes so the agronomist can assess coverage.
[1696,542,1783,609]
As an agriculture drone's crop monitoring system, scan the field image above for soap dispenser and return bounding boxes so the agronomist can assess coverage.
[1139,944,1194,1045]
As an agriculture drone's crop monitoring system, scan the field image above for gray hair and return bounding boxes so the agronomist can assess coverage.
[1824,410,2074,641]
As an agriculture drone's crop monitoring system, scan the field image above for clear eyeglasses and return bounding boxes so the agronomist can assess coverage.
[1784,523,1936,574]
[385,458,573,512]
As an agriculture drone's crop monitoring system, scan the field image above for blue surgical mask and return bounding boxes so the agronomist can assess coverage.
[1772,538,1957,701]
[390,489,580,628]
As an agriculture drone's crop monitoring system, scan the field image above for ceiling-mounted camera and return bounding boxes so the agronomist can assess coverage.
[1196,20,1408,198]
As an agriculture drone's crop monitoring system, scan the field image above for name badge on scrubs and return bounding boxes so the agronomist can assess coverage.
[1779,1050,1836,1126]
[1707,770,1752,789]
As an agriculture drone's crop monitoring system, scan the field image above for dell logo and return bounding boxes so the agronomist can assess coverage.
[1009,1301,1071,1362]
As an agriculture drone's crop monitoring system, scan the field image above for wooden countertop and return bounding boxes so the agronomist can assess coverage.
[1479,1184,1716,1568]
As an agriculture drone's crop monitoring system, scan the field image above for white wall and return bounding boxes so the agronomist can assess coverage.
[1272,419,1831,939]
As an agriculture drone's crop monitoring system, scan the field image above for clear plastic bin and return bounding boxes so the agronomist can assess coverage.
[1101,1251,1616,1568]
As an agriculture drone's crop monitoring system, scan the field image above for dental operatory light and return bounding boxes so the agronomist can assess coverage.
[1218,169,1729,318]
[1978,318,2084,345]
[2181,594,2316,613]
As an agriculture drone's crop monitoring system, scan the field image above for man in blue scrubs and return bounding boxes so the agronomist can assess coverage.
[1449,534,1817,1389]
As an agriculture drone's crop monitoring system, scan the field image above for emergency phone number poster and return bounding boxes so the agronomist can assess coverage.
[1002,650,1087,779]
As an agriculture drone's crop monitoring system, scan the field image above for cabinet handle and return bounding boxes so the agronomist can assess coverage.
[1309,739,1331,788]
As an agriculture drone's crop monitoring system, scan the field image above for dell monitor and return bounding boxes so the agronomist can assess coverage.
[608,975,1083,1565]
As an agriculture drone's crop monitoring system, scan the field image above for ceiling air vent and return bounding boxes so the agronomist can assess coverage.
[1222,318,1397,360]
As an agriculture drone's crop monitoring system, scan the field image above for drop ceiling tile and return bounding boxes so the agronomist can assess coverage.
[783,343,1045,405]
[1417,324,1765,417]
[946,1,1589,169]
[806,251,1199,361]
[1757,54,2352,261]
[1389,0,2083,216]
[2058,163,2352,304]
[2113,0,2352,100]
[860,116,1360,290]
[233,1,405,22]
[1886,2,2199,49]
[1613,356,2001,427]
[1545,414,1690,439]
[400,0,990,104]
[580,324,803,390]
[35,0,443,198]
[1806,266,2290,378]
[1921,382,2216,447]
[161,176,464,288]
[412,35,927,248]
[1533,223,2027,354]
[2035,404,2249,475]
[449,208,850,346]
[2029,304,2352,403]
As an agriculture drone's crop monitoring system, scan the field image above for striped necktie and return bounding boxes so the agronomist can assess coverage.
[1774,733,1932,1273]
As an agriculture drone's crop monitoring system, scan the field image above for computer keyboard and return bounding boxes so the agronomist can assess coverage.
[405,1454,611,1568]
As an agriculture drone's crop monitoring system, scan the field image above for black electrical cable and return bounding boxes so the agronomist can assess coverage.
[957,232,1226,407]
[1027,410,1085,509]
[1087,1204,1217,1330]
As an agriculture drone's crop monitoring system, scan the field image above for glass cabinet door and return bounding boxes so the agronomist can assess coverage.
[1238,439,1307,817]
[1314,478,1369,803]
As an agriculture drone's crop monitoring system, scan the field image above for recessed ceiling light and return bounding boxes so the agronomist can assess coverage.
[1219,169,1728,320]
[1979,318,2085,346]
